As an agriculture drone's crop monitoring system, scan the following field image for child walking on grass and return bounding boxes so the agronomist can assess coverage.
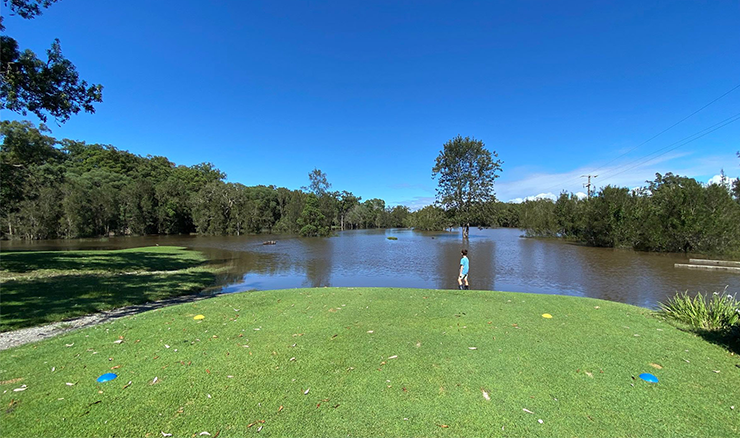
[458,249,469,290]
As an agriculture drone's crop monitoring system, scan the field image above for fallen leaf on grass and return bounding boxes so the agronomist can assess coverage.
[13,385,27,392]
[388,355,398,359]
[538,419,544,424]
[649,363,663,369]
[468,347,477,350]
[161,433,172,437]
[585,371,593,378]
[713,370,720,373]
[437,424,449,428]
[123,381,132,389]
[199,433,211,436]
[0,378,23,385]
[113,340,123,344]
[304,388,310,395]
[481,388,490,401]
[523,408,534,414]
[278,405,283,412]
[65,382,75,386]
[65,343,74,347]
[151,377,158,385]
[257,426,263,432]
[111,365,121,370]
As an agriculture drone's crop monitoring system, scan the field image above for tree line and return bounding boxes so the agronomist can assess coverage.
[0,121,413,239]
[516,173,740,255]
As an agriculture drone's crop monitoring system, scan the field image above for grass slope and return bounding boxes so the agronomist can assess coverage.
[0,247,218,331]
[1,288,738,437]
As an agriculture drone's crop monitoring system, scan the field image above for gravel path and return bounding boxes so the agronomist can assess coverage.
[0,292,221,351]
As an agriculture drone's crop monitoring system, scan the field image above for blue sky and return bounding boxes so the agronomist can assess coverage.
[3,0,739,207]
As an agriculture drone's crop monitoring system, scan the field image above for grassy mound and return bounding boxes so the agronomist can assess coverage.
[1,288,738,437]
[0,246,219,331]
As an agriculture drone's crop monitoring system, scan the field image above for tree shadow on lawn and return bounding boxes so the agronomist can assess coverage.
[678,326,740,355]
[0,248,202,273]
[0,270,216,332]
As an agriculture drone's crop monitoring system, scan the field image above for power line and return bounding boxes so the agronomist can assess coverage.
[538,83,740,194]
[588,83,740,175]
[597,112,740,185]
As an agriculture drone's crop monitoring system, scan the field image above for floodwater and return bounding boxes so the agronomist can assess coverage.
[3,228,738,308]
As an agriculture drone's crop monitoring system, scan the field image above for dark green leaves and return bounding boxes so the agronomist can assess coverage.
[0,37,103,123]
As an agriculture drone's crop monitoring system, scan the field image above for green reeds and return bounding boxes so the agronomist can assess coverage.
[659,288,740,331]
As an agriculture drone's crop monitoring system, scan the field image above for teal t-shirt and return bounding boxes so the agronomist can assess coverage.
[460,256,469,275]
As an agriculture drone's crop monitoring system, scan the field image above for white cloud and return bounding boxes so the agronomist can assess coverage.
[496,151,734,202]
[508,192,557,203]
[707,174,738,189]
[395,196,435,211]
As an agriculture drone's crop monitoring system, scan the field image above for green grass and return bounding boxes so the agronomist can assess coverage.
[1,288,738,437]
[0,247,219,331]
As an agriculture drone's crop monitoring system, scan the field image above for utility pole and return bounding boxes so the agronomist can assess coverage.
[580,174,598,199]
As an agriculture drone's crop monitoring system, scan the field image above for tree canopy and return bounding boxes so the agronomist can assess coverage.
[432,135,503,237]
[0,121,410,239]
[0,0,103,123]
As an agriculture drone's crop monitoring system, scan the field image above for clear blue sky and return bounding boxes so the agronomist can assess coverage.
[3,0,739,207]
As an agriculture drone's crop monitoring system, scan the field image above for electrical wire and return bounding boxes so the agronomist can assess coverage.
[596,112,740,185]
[537,83,740,194]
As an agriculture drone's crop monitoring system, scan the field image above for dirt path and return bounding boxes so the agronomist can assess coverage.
[0,292,221,351]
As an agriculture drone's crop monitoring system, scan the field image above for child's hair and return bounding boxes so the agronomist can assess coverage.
[461,249,468,256]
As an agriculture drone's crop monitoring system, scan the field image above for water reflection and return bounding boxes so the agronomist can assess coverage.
[2,228,738,308]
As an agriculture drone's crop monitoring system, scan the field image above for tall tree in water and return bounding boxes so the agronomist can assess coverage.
[432,135,503,238]
[305,168,331,196]
[1,0,103,123]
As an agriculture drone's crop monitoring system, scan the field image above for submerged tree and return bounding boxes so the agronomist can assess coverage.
[432,135,503,238]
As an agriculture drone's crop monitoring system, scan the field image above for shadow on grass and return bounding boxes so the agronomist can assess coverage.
[0,247,203,273]
[0,270,217,332]
[694,327,740,355]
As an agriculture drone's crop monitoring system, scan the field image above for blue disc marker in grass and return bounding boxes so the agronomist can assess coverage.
[96,373,117,383]
[639,373,658,383]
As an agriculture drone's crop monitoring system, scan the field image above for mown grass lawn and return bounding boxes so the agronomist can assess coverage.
[1,288,738,437]
[0,246,219,331]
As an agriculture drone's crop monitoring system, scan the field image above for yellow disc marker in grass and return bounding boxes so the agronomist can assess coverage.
[193,315,205,320]
[542,313,553,319]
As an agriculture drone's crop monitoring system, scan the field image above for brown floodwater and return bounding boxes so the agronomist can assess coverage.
[2,228,737,308]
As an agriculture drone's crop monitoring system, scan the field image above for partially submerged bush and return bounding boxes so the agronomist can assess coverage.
[659,289,739,332]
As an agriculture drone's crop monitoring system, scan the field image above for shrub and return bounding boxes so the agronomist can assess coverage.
[659,289,739,331]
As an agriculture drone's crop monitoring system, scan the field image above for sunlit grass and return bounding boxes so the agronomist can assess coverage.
[1,288,737,437]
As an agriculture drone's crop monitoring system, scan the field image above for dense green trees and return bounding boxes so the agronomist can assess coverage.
[517,173,740,255]
[0,121,413,239]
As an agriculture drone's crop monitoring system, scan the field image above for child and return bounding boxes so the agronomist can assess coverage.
[458,249,469,290]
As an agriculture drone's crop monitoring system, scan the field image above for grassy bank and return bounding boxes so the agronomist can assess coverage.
[1,288,738,437]
[0,246,219,331]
